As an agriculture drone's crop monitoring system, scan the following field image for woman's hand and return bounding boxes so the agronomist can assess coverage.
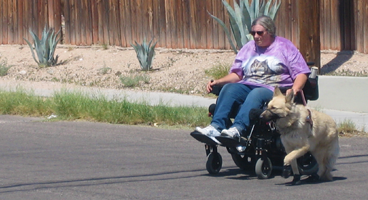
[288,73,308,95]
[206,73,242,93]
[286,88,300,96]
[206,80,218,93]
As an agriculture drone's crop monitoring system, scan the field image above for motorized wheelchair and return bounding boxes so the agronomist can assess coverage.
[190,66,319,179]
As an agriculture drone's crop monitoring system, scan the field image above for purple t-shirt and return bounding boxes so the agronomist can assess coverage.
[230,36,311,91]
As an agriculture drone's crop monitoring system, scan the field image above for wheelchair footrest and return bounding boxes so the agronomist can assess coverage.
[190,131,219,146]
[215,136,247,148]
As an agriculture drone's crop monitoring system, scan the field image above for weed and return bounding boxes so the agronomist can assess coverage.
[325,69,368,77]
[0,88,52,116]
[157,87,187,94]
[102,44,109,50]
[67,46,74,51]
[1,88,368,134]
[98,64,112,75]
[0,59,12,76]
[338,119,356,133]
[205,63,231,79]
[162,57,177,68]
[51,77,60,82]
[0,88,211,127]
[120,74,150,87]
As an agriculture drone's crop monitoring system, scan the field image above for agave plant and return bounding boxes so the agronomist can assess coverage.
[24,26,61,67]
[209,0,281,54]
[131,38,157,71]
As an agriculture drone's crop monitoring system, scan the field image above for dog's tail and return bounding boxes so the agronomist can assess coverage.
[320,134,340,181]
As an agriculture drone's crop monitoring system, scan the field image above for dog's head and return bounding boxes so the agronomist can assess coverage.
[260,86,294,121]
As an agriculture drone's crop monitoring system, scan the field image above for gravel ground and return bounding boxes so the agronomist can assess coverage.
[0,45,367,96]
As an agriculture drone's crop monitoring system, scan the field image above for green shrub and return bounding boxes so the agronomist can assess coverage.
[131,38,157,71]
[337,119,356,133]
[0,59,12,76]
[120,74,150,87]
[205,63,231,79]
[98,65,112,75]
[24,26,61,67]
[209,0,281,53]
[102,44,109,50]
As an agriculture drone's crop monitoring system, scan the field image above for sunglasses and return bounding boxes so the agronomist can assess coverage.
[250,31,265,36]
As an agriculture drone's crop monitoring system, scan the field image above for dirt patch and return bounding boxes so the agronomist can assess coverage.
[320,50,368,75]
[0,45,367,96]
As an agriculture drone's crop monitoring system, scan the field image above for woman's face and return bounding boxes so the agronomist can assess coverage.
[251,24,274,47]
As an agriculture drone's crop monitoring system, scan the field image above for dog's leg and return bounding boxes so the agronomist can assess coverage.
[284,145,310,166]
[316,136,339,181]
[290,159,302,185]
[282,159,302,185]
[282,165,292,178]
[305,173,320,183]
[283,146,309,184]
[311,150,325,180]
[291,174,301,185]
[290,159,299,175]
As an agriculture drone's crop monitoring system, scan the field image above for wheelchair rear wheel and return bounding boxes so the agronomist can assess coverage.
[231,154,253,171]
[255,157,273,179]
[206,152,222,174]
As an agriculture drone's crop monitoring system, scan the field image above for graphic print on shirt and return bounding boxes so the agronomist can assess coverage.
[243,57,284,85]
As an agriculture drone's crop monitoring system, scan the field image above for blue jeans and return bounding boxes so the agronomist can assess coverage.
[210,83,273,134]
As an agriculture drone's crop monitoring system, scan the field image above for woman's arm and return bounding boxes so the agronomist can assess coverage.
[206,72,242,93]
[286,73,308,95]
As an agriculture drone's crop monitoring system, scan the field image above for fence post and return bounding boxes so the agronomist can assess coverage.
[298,0,321,71]
[48,0,62,33]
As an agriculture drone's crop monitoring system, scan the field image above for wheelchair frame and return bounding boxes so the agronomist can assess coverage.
[191,71,319,179]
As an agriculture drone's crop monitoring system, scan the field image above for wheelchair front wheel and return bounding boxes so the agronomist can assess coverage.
[206,152,222,174]
[255,157,273,179]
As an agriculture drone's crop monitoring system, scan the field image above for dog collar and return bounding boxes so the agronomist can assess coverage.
[306,109,313,128]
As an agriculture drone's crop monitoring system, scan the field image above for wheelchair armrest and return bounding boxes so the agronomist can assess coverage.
[303,77,319,101]
[210,84,223,96]
[209,76,319,101]
[280,76,319,102]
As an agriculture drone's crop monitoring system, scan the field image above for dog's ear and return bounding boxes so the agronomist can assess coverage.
[285,90,294,103]
[273,86,283,97]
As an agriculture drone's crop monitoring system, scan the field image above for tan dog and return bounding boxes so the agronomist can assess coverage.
[260,86,339,184]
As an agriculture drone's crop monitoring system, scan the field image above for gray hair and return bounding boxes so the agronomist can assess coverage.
[251,15,276,37]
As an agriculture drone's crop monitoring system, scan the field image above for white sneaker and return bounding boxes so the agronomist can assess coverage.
[221,127,240,138]
[195,125,221,144]
[195,125,221,137]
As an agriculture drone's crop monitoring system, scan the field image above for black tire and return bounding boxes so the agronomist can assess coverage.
[255,157,273,179]
[297,152,319,175]
[206,152,222,174]
[231,154,252,171]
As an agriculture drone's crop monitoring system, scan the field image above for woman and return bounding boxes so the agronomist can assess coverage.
[196,15,310,144]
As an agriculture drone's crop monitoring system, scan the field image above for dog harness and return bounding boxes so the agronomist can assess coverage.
[299,90,314,128]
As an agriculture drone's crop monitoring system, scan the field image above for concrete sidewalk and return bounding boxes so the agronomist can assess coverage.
[0,77,367,131]
[307,76,368,131]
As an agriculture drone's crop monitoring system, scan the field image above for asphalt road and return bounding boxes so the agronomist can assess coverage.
[0,115,367,200]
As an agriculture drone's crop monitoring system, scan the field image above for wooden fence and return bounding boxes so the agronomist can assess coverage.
[1,0,368,53]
